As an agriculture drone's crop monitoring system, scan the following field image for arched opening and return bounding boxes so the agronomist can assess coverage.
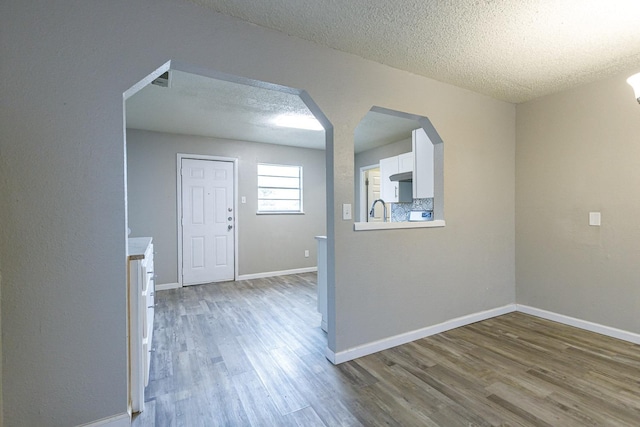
[123,61,334,417]
[354,106,444,229]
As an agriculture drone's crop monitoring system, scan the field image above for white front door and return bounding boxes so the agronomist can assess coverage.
[366,168,383,222]
[181,158,235,285]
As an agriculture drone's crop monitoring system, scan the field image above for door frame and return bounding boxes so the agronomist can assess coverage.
[176,153,239,287]
[359,164,380,222]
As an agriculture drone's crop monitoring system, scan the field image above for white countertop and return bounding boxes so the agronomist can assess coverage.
[128,237,152,260]
[354,220,445,231]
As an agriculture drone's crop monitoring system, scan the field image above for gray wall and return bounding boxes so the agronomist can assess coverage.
[0,0,515,425]
[516,69,640,333]
[354,138,411,220]
[127,129,326,283]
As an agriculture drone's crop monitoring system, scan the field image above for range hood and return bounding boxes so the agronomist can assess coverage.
[389,171,412,182]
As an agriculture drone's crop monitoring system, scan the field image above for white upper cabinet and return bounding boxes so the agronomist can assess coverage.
[398,152,414,174]
[379,128,433,203]
[380,153,413,203]
[412,128,434,199]
[380,155,399,202]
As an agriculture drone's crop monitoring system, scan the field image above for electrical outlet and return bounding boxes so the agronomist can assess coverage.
[304,249,309,258]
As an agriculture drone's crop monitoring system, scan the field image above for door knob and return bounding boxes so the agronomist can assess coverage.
[228,224,233,231]
[228,217,233,221]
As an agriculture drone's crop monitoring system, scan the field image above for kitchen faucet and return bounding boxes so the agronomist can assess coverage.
[369,199,387,222]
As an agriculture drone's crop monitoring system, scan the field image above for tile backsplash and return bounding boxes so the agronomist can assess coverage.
[391,198,434,222]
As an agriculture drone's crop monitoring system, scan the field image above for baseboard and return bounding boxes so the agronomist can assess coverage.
[77,412,130,427]
[157,268,318,290]
[237,266,317,281]
[326,304,517,364]
[156,282,180,291]
[516,304,640,345]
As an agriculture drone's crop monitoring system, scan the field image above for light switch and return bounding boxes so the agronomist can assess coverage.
[241,196,246,204]
[589,212,601,226]
[342,203,352,220]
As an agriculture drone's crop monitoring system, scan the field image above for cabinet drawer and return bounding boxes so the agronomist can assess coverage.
[144,304,154,340]
[141,246,154,293]
[143,340,151,387]
[143,272,155,341]
[143,289,154,335]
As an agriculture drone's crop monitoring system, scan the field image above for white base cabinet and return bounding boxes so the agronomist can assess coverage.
[127,237,155,414]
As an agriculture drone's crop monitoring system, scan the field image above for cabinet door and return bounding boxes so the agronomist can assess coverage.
[412,128,434,198]
[379,156,399,203]
[144,244,154,386]
[398,152,414,173]
[128,258,145,413]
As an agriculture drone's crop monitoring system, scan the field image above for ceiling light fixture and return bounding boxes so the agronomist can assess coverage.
[627,72,640,104]
[274,115,323,131]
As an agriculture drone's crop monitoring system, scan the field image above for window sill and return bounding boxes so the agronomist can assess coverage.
[353,220,445,231]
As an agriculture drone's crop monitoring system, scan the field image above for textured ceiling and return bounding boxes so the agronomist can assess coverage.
[126,70,419,152]
[126,70,325,150]
[189,0,640,103]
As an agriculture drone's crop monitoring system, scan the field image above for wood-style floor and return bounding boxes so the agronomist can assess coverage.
[132,273,640,426]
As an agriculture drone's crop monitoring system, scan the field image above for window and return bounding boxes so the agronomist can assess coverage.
[257,164,303,213]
